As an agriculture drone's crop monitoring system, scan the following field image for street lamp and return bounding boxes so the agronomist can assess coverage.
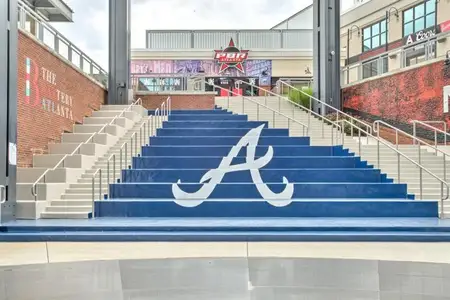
[346,25,361,83]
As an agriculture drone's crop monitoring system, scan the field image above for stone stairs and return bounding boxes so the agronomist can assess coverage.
[215,95,450,217]
[16,103,148,219]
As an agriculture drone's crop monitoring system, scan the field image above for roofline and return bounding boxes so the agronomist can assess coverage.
[270,4,313,29]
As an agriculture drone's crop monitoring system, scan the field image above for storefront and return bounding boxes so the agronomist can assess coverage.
[131,36,314,95]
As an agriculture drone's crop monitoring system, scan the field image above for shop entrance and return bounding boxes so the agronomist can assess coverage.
[205,77,260,96]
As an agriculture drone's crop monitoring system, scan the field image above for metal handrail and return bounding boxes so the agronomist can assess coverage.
[236,80,343,142]
[340,119,449,218]
[209,82,314,140]
[18,0,107,84]
[0,185,6,204]
[91,169,102,217]
[92,97,170,210]
[412,120,449,147]
[373,120,450,182]
[31,98,142,201]
[277,80,372,139]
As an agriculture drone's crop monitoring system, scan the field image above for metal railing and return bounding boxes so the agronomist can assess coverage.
[412,120,449,147]
[0,185,6,204]
[277,80,372,141]
[341,30,450,86]
[31,98,143,201]
[209,82,313,140]
[18,0,107,86]
[235,80,342,145]
[91,97,171,217]
[373,120,450,182]
[341,119,449,218]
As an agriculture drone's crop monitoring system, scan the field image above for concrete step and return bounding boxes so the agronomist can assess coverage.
[62,193,97,200]
[46,205,92,213]
[82,117,132,129]
[66,188,108,195]
[73,124,125,137]
[40,211,89,219]
[50,199,92,206]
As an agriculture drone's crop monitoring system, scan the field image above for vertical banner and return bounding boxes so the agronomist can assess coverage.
[444,85,450,113]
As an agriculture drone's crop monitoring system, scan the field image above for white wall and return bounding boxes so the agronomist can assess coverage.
[272,6,313,30]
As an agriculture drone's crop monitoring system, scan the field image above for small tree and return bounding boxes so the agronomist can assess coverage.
[288,86,312,108]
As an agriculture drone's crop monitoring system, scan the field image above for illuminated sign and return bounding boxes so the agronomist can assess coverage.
[214,38,249,73]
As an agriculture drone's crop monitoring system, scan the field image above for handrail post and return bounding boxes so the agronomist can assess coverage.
[435,130,438,154]
[120,148,123,174]
[91,175,95,217]
[107,160,110,185]
[413,122,417,145]
[113,154,116,184]
[99,169,102,202]
[419,145,423,200]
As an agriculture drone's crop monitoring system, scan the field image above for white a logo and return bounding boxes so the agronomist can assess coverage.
[172,125,294,207]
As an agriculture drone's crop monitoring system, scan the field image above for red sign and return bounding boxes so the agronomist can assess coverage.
[441,20,450,33]
[214,38,249,73]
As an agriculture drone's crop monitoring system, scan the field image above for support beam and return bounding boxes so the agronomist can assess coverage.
[0,0,18,222]
[108,0,131,105]
[313,0,341,114]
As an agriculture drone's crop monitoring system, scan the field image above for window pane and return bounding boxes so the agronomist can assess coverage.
[372,23,380,35]
[404,22,414,36]
[415,17,425,31]
[380,33,386,45]
[404,8,414,23]
[363,27,371,38]
[381,20,386,32]
[372,36,380,48]
[415,4,425,18]
[426,13,435,28]
[363,39,371,51]
[426,0,436,13]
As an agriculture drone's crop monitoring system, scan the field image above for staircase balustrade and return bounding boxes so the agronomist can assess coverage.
[342,119,449,217]
[90,97,171,217]
[31,98,143,201]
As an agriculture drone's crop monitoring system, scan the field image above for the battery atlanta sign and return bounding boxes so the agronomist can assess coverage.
[214,38,249,73]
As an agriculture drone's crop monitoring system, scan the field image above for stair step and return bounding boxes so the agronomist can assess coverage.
[46,206,92,213]
[40,212,90,219]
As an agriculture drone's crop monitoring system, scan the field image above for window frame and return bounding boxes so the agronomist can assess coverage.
[361,19,387,53]
[402,0,437,37]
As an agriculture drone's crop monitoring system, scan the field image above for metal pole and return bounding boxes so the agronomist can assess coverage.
[120,148,123,173]
[92,174,95,217]
[113,154,116,183]
[130,136,133,157]
[273,111,275,128]
[419,146,423,200]
[397,152,401,183]
[413,122,417,145]
[107,160,110,185]
[435,131,438,154]
[377,139,380,168]
[99,169,102,201]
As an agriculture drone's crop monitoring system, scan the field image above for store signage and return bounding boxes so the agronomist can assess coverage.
[404,27,438,45]
[214,38,249,73]
[444,85,450,113]
[441,20,450,33]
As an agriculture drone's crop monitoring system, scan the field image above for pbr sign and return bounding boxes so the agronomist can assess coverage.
[214,38,249,73]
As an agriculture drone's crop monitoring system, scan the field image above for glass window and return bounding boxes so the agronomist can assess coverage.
[414,17,425,31]
[403,1,437,37]
[425,13,435,28]
[404,23,414,36]
[362,19,387,52]
[414,4,425,18]
[404,9,414,23]
[426,0,436,13]
[362,56,389,79]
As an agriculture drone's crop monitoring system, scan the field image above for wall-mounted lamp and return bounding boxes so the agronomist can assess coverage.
[348,25,361,40]
[445,50,450,66]
[387,7,399,23]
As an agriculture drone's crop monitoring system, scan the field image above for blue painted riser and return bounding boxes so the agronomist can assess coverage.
[122,169,391,183]
[133,156,371,169]
[163,121,268,128]
[141,145,351,157]
[109,183,408,199]
[156,128,289,137]
[95,200,436,218]
[149,136,311,146]
[169,115,247,121]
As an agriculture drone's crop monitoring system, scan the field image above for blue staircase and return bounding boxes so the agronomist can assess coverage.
[0,108,444,242]
[95,108,435,219]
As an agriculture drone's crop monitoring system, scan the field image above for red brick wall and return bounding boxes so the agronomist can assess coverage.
[343,61,450,127]
[18,32,107,167]
[138,94,215,110]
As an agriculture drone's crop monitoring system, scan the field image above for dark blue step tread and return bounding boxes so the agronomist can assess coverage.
[2,231,450,242]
